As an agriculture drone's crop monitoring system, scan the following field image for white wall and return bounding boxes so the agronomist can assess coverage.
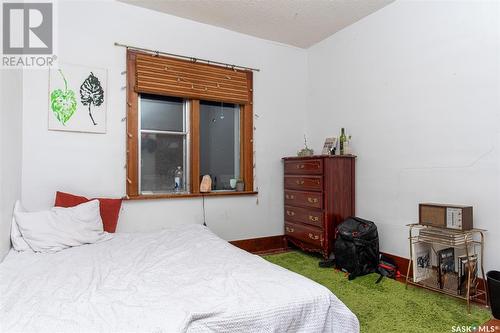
[21,1,307,240]
[0,69,23,261]
[21,0,499,271]
[307,1,500,271]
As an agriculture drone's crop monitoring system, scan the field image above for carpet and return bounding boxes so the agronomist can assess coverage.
[263,251,491,333]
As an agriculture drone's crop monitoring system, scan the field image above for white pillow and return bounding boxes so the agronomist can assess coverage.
[11,201,33,252]
[14,200,111,253]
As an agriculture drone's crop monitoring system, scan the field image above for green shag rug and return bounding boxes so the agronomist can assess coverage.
[263,251,491,333]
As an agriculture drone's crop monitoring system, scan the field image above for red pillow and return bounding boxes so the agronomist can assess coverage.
[54,191,122,233]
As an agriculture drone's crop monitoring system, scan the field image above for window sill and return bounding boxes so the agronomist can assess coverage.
[124,191,258,201]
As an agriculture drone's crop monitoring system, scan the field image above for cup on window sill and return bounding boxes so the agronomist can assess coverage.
[236,180,244,192]
[230,178,237,189]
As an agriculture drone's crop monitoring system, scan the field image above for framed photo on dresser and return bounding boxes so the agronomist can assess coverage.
[321,137,337,155]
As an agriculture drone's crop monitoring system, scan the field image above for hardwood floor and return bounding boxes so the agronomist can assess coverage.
[480,319,499,331]
[229,235,288,255]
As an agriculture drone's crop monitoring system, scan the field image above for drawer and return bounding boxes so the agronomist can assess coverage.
[284,159,323,175]
[284,205,323,228]
[285,222,324,247]
[284,175,322,192]
[284,190,323,209]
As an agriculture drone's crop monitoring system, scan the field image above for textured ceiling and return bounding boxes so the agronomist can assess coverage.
[119,0,393,48]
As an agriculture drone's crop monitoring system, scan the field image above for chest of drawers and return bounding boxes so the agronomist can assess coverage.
[282,155,356,258]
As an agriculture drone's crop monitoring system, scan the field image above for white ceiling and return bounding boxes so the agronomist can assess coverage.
[119,0,393,48]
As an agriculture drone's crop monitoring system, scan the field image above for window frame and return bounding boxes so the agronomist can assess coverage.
[138,95,189,195]
[126,50,256,200]
[198,100,241,191]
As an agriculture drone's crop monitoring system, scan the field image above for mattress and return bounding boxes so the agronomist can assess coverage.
[0,224,359,333]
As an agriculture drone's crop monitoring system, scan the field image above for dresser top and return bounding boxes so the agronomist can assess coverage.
[282,154,356,161]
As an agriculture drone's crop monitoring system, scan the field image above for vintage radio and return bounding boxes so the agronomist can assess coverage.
[419,203,473,230]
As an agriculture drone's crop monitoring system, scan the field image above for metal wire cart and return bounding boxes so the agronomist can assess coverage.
[405,223,487,313]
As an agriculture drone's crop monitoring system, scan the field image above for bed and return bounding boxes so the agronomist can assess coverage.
[0,224,359,332]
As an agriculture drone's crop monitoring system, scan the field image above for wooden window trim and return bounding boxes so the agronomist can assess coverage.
[126,50,255,200]
[126,51,139,198]
[190,100,201,194]
[125,191,259,201]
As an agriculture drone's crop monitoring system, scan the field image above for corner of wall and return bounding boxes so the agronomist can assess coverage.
[0,68,24,261]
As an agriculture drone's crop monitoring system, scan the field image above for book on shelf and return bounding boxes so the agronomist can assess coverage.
[437,247,455,289]
[457,254,478,296]
[412,242,432,283]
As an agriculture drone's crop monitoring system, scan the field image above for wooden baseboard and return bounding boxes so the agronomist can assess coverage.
[483,319,500,330]
[230,235,288,255]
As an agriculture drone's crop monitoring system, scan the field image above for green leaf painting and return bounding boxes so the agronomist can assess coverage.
[50,70,78,125]
[80,72,104,126]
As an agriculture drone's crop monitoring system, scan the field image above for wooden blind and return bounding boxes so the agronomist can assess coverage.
[135,53,250,104]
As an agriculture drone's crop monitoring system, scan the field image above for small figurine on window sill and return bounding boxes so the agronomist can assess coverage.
[297,134,314,157]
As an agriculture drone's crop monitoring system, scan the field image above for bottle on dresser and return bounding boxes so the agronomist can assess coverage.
[339,128,347,155]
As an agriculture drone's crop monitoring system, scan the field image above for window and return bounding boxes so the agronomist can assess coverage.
[199,101,240,191]
[126,50,254,199]
[139,95,188,194]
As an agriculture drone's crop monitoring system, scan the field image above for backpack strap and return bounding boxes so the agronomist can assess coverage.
[376,262,401,283]
[376,265,390,283]
[347,244,359,280]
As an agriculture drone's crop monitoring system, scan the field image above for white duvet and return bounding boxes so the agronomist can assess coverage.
[0,224,359,333]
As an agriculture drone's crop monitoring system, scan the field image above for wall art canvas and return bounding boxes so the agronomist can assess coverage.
[49,63,107,133]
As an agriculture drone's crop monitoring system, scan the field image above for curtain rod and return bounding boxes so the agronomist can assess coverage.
[114,42,260,72]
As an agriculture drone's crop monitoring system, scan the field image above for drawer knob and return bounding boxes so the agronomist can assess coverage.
[309,215,319,222]
[296,180,305,185]
[296,164,305,169]
[308,233,319,240]
[286,226,295,233]
[307,197,318,203]
[286,210,295,217]
[285,194,295,200]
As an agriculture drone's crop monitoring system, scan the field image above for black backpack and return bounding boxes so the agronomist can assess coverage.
[334,217,380,280]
